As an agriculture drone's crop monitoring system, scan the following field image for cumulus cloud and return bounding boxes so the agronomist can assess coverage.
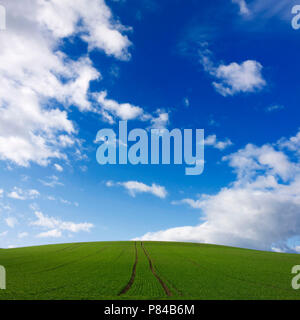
[97,91,144,123]
[0,189,3,198]
[96,91,169,128]
[107,180,167,199]
[199,46,266,96]
[278,131,300,155]
[213,60,266,96]
[7,187,40,200]
[149,110,169,129]
[0,0,131,167]
[31,211,93,238]
[180,30,265,96]
[37,0,132,59]
[136,129,300,253]
[223,143,295,182]
[205,135,233,150]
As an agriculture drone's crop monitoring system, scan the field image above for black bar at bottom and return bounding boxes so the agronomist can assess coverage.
[0,300,297,318]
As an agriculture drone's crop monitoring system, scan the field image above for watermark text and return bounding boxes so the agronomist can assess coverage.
[292,5,300,30]
[96,121,204,176]
[291,265,300,289]
[0,265,5,290]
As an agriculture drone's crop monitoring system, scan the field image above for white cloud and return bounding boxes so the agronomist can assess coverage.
[149,110,169,129]
[39,175,63,188]
[31,211,59,229]
[0,189,3,198]
[58,135,76,148]
[205,135,233,150]
[223,143,295,182]
[5,217,18,228]
[136,129,300,253]
[271,247,285,253]
[47,195,77,206]
[232,0,250,15]
[60,199,72,205]
[278,132,300,155]
[199,47,266,97]
[31,211,93,237]
[182,34,265,97]
[37,229,62,238]
[96,91,170,128]
[7,187,40,200]
[59,198,78,206]
[0,13,78,166]
[37,0,132,60]
[18,232,29,239]
[29,203,40,211]
[105,180,115,187]
[0,231,8,237]
[172,198,202,209]
[212,61,266,96]
[97,91,144,123]
[54,164,63,172]
[107,180,167,199]
[0,0,131,167]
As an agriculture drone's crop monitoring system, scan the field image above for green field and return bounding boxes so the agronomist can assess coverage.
[0,241,300,300]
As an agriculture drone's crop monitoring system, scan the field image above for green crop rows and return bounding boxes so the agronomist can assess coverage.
[0,241,299,300]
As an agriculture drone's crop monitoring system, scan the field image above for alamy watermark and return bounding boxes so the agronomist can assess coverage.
[292,5,300,30]
[292,265,300,290]
[95,121,204,176]
[0,4,6,31]
[0,265,5,290]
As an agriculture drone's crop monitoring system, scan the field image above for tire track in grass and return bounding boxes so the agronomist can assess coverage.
[141,242,172,297]
[118,242,138,296]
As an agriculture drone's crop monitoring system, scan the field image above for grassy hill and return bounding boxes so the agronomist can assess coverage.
[0,241,299,300]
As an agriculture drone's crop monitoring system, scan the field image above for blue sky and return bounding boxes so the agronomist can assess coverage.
[1,0,300,252]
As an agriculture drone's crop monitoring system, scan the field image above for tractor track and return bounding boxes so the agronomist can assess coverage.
[118,242,138,296]
[141,242,172,297]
